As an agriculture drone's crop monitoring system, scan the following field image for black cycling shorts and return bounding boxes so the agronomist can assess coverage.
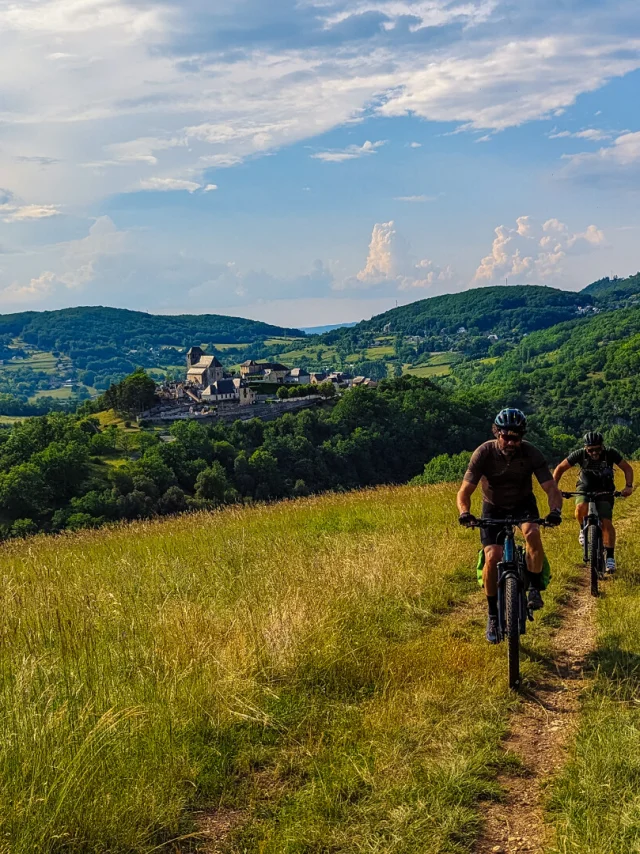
[480,495,540,548]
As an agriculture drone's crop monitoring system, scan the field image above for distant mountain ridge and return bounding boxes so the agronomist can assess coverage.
[316,276,640,344]
[0,306,304,349]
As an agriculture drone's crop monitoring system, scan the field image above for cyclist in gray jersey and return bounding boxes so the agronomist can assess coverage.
[553,431,634,573]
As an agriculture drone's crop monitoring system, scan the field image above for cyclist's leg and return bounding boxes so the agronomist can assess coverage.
[482,544,503,596]
[575,499,588,527]
[599,500,615,547]
[521,521,543,575]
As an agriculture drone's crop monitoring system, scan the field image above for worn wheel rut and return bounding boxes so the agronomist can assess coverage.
[474,572,597,854]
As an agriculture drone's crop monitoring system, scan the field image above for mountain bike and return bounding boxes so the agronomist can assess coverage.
[561,490,621,597]
[472,517,552,690]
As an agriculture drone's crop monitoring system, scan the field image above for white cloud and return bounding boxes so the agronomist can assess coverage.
[408,142,422,148]
[562,131,640,184]
[1,0,637,214]
[1,204,61,222]
[394,194,435,202]
[0,189,62,222]
[0,216,128,305]
[139,177,204,193]
[335,220,458,294]
[549,127,611,140]
[203,184,218,192]
[379,36,640,130]
[311,140,387,163]
[473,215,606,284]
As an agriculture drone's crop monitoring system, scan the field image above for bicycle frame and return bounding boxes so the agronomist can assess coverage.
[472,517,541,636]
[562,490,621,595]
[496,524,531,643]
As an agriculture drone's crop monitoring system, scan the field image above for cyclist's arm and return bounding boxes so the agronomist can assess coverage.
[456,479,476,514]
[552,458,572,484]
[540,478,563,513]
[618,459,634,496]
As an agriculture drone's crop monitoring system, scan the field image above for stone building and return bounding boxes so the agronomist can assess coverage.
[186,346,224,387]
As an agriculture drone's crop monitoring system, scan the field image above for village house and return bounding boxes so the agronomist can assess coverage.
[309,371,327,385]
[285,367,311,385]
[232,378,257,405]
[201,379,238,403]
[240,361,291,383]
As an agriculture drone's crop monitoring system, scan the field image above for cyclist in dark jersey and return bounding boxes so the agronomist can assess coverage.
[457,409,563,643]
[553,431,634,573]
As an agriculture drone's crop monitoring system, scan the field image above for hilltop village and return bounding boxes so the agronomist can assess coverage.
[142,346,378,423]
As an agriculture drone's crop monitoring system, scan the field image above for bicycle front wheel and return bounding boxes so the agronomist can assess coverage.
[588,524,601,597]
[504,574,521,689]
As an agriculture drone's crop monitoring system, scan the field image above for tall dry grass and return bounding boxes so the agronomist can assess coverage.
[0,484,481,852]
[0,477,600,853]
[548,472,640,853]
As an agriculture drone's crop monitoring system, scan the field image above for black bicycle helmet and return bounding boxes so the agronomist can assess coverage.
[583,431,604,446]
[494,408,527,432]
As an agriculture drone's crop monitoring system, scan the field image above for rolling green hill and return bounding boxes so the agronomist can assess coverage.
[0,307,304,416]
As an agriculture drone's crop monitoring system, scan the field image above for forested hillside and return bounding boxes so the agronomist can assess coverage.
[451,305,640,437]
[342,285,592,337]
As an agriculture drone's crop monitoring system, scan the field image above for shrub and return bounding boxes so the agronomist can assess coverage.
[411,451,472,485]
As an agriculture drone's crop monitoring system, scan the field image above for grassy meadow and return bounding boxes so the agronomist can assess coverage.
[0,477,636,852]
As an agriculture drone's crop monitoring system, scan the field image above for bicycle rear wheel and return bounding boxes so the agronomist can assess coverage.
[504,574,520,689]
[588,524,601,597]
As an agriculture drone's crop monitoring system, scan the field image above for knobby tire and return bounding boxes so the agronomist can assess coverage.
[504,574,520,690]
[588,524,601,597]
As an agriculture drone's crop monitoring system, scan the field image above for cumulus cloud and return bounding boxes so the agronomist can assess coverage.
[473,215,606,284]
[0,217,128,305]
[334,220,457,293]
[311,140,387,162]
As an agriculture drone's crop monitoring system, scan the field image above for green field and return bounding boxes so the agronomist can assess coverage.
[29,386,75,401]
[211,342,253,351]
[404,352,458,378]
[1,352,63,374]
[1,471,635,852]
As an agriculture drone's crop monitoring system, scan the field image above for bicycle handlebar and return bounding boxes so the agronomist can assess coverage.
[561,490,623,499]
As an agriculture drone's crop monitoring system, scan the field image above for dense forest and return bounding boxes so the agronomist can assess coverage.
[450,306,640,438]
[0,375,500,538]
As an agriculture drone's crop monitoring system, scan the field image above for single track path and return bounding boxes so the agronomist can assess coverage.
[474,573,597,854]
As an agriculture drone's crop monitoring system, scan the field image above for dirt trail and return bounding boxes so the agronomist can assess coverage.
[474,573,597,854]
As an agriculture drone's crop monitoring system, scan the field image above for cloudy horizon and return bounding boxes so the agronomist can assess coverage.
[0,0,639,326]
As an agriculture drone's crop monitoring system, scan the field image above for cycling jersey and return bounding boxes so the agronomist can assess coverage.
[463,440,552,508]
[566,446,623,494]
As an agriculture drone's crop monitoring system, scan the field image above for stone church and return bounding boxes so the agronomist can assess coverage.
[186,346,224,388]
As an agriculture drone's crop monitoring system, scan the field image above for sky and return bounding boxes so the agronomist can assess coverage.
[0,0,639,327]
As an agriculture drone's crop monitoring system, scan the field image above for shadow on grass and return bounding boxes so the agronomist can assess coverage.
[587,644,640,700]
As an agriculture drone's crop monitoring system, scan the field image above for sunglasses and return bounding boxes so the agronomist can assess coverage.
[585,445,603,453]
[499,432,523,444]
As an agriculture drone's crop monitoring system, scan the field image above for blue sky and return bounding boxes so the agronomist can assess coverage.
[0,0,639,326]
